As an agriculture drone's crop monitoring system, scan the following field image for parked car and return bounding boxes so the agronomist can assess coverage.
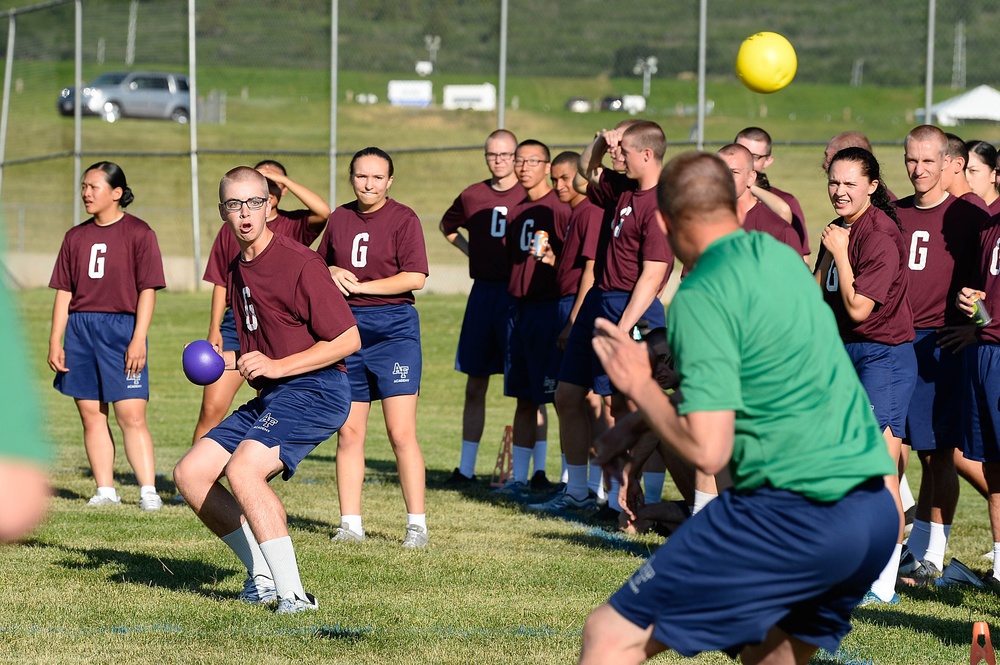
[600,95,624,111]
[58,71,190,123]
[564,97,593,113]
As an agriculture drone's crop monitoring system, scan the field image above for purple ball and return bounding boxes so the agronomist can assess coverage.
[182,339,225,386]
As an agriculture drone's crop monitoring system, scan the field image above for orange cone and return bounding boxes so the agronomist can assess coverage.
[972,621,996,665]
[490,425,513,488]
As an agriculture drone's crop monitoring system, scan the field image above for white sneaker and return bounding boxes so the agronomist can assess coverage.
[402,524,428,548]
[87,494,121,506]
[330,522,365,542]
[139,493,163,511]
[276,592,318,614]
[238,574,277,605]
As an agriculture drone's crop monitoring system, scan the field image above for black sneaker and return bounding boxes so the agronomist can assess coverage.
[982,570,1000,593]
[898,544,919,575]
[444,468,477,486]
[529,470,553,492]
[592,504,622,524]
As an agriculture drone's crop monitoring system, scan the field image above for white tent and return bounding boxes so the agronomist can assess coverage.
[919,85,1000,126]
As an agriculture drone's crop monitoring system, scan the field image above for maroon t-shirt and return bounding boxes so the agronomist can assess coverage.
[816,206,913,344]
[770,185,809,255]
[506,189,571,301]
[989,197,1000,217]
[557,198,604,298]
[895,193,987,328]
[49,212,165,313]
[744,201,801,252]
[974,214,1000,343]
[204,209,319,287]
[228,233,356,389]
[318,198,429,307]
[588,170,673,293]
[440,180,526,283]
[961,191,991,214]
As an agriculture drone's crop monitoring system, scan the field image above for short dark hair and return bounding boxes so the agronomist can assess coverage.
[349,147,394,177]
[517,139,550,162]
[551,151,580,169]
[85,161,134,208]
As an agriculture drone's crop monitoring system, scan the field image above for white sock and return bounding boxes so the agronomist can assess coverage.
[692,490,717,515]
[140,485,157,496]
[906,520,931,560]
[533,440,547,473]
[221,520,271,578]
[587,460,603,494]
[512,445,532,484]
[643,472,665,505]
[899,473,915,511]
[870,543,901,602]
[924,522,950,570]
[341,514,363,535]
[566,463,589,500]
[458,440,479,478]
[97,486,118,500]
[407,513,426,530]
[607,478,623,512]
[993,543,1000,578]
[560,454,569,484]
[259,536,306,601]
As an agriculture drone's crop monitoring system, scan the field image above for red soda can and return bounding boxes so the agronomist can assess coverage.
[532,230,549,258]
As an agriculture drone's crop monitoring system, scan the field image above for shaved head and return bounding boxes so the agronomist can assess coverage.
[904,125,947,157]
[824,131,874,171]
[220,166,268,201]
[657,151,737,225]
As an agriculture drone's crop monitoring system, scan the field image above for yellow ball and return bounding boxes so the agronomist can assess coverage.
[735,32,797,94]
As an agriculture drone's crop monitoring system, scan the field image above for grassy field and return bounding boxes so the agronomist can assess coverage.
[4,288,1000,664]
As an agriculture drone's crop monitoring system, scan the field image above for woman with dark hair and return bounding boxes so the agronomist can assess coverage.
[965,140,999,215]
[318,147,431,548]
[47,161,166,510]
[814,146,916,605]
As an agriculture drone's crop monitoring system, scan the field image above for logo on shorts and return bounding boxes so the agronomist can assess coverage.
[393,362,410,383]
[254,412,279,433]
[126,374,142,389]
[543,376,557,394]
[628,554,657,594]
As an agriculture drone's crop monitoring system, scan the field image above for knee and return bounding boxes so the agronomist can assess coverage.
[173,456,197,493]
[465,377,488,401]
[555,383,582,413]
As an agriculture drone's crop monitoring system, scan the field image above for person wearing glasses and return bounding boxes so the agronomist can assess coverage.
[173,167,359,614]
[490,140,572,496]
[320,147,431,548]
[439,130,529,486]
[47,161,166,511]
[193,160,331,448]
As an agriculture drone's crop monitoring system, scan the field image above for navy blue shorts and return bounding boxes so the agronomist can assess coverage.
[844,341,916,437]
[904,329,964,451]
[608,479,896,658]
[220,307,240,352]
[559,289,666,395]
[963,344,1000,463]
[54,312,149,402]
[455,280,512,377]
[347,303,422,402]
[504,299,562,404]
[205,367,351,479]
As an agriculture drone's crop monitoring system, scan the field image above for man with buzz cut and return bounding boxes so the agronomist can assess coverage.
[579,151,897,665]
[717,143,801,252]
[173,166,360,614]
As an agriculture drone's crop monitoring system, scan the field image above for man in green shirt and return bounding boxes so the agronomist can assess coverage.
[579,151,897,665]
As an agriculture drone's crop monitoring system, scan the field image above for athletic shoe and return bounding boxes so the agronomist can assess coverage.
[402,524,429,549]
[983,550,994,562]
[139,493,163,511]
[982,570,1000,594]
[526,488,597,513]
[591,504,622,525]
[900,559,941,586]
[87,494,121,507]
[238,574,277,605]
[275,592,318,614]
[443,468,477,487]
[529,470,553,492]
[330,522,365,542]
[936,558,985,589]
[898,544,919,575]
[857,590,900,607]
[491,479,527,498]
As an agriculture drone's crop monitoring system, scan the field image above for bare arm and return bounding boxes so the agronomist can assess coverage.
[439,219,470,257]
[751,187,793,223]
[257,165,331,229]
[580,130,617,188]
[206,284,228,350]
[617,260,668,334]
[125,288,156,378]
[558,260,596,349]
[47,289,72,372]
[236,325,362,381]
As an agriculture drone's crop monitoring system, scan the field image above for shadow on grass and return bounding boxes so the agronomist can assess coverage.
[537,528,656,558]
[852,604,979,648]
[39,541,241,600]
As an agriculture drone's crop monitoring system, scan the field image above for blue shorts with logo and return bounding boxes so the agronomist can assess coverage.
[455,280,512,377]
[505,299,562,404]
[54,311,149,402]
[608,479,896,658]
[964,343,1000,463]
[559,289,666,396]
[205,366,351,480]
[904,328,964,451]
[844,340,917,437]
[347,303,422,402]
[220,307,240,352]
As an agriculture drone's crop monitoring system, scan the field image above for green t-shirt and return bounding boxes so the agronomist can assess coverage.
[668,230,893,502]
[0,280,50,464]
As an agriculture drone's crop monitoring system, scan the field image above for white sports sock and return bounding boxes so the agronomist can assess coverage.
[587,460,603,494]
[140,485,157,496]
[407,513,426,530]
[561,454,569,484]
[96,486,118,500]
[259,536,306,601]
[870,543,901,602]
[692,490,717,515]
[566,463,589,500]
[643,472,665,505]
[899,473,915,511]
[533,440,547,473]
[458,440,479,478]
[221,520,271,578]
[906,520,931,561]
[341,514,363,535]
[607,478,623,512]
[512,445,532,484]
[924,522,950,570]
[993,543,1000,578]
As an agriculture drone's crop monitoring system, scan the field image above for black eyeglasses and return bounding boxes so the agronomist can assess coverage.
[485,152,514,162]
[514,157,548,167]
[221,197,267,212]
[750,153,771,161]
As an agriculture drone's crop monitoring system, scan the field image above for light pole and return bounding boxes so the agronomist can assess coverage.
[633,56,658,99]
